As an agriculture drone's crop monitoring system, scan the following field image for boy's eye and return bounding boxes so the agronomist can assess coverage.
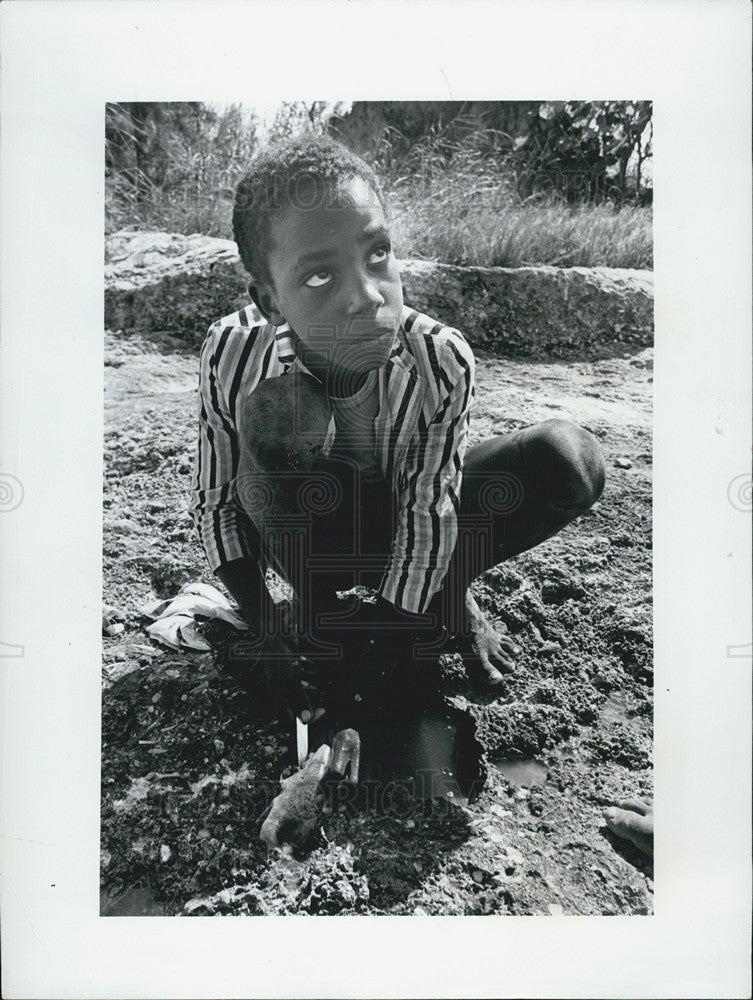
[304,270,332,288]
[369,244,391,265]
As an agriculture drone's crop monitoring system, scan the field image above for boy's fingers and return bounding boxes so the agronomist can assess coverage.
[289,677,313,722]
[292,681,326,725]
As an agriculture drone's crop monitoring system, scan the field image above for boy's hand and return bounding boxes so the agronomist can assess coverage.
[227,616,325,724]
[260,638,325,724]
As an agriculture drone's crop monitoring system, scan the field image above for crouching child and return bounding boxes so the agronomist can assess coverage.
[189,132,605,723]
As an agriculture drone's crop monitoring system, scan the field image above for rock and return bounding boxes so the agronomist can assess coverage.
[490,803,511,819]
[259,745,331,849]
[614,457,633,469]
[400,260,654,358]
[105,231,654,358]
[538,641,561,656]
[105,231,248,345]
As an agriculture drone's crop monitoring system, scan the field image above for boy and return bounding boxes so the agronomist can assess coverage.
[190,132,605,723]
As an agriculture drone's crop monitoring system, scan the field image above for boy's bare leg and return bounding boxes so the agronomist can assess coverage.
[236,372,393,655]
[226,373,336,717]
[433,419,606,684]
[236,372,335,626]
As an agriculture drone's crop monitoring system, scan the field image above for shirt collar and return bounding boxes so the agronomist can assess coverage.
[272,307,414,370]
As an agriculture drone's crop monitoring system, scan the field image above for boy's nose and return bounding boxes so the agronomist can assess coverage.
[344,272,384,317]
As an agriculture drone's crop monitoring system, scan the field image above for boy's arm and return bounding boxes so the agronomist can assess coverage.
[189,325,265,602]
[378,334,475,618]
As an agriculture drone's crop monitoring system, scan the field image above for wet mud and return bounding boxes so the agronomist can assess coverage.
[101,329,653,916]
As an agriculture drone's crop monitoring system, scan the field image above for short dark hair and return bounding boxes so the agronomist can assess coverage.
[232,131,387,284]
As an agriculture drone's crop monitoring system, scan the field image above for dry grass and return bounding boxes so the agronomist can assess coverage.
[106,121,653,270]
[388,166,652,270]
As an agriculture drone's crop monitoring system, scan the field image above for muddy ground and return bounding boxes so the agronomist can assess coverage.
[101,325,653,916]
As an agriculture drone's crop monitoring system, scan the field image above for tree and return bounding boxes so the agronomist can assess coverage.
[511,101,652,203]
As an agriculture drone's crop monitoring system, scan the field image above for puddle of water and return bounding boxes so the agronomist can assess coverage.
[400,713,470,805]
[321,696,485,810]
[493,757,547,787]
[101,884,167,916]
[601,689,629,723]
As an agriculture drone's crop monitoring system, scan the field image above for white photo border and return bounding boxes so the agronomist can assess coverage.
[1,1,750,998]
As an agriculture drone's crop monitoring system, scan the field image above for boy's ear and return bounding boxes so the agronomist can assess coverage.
[248,281,286,327]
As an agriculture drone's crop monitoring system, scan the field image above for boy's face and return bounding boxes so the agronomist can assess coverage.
[257,175,404,375]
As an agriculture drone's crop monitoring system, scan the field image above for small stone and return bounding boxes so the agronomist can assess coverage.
[197,828,210,839]
[160,844,171,862]
[148,501,167,513]
[129,644,156,657]
[514,788,530,801]
[472,869,484,884]
[539,641,560,656]
[413,906,428,915]
[263,744,275,757]
[547,903,564,916]
[104,623,125,637]
[151,692,161,703]
[413,860,423,873]
[404,819,416,830]
[614,457,633,469]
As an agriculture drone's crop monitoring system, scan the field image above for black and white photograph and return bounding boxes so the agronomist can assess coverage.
[1,2,750,998]
[101,99,655,917]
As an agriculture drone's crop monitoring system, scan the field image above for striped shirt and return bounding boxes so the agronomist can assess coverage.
[189,303,475,614]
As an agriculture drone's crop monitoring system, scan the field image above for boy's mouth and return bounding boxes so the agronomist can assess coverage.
[332,329,397,373]
[337,323,398,345]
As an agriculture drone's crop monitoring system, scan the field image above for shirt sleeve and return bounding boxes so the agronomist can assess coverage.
[378,334,475,615]
[189,325,261,572]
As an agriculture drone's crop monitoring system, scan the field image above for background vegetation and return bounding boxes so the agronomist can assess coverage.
[106,100,653,269]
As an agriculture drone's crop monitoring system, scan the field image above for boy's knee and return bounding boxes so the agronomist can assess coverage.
[530,419,605,511]
[240,373,330,471]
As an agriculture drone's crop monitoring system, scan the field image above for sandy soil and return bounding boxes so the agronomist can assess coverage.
[101,326,653,916]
